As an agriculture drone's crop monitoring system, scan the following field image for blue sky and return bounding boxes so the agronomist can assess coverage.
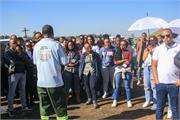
[0,0,180,37]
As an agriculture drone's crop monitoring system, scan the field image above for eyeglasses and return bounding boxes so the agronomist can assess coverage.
[12,42,17,44]
[162,34,170,39]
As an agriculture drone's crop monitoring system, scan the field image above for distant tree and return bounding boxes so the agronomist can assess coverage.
[4,35,10,39]
[0,35,5,39]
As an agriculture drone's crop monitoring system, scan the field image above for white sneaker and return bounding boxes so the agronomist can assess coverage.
[137,81,141,85]
[102,92,107,99]
[150,101,154,104]
[142,101,150,108]
[111,100,117,108]
[127,101,132,108]
[167,109,172,119]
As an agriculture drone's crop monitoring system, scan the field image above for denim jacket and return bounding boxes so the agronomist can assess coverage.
[79,51,101,80]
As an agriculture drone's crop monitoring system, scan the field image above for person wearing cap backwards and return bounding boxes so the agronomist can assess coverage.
[33,25,68,120]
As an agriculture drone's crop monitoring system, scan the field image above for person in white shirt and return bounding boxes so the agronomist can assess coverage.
[152,28,180,120]
[33,25,68,120]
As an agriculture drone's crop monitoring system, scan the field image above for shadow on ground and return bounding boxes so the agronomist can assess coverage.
[103,109,154,119]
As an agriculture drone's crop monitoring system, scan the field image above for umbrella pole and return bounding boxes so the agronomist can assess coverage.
[146,12,151,39]
[147,29,150,40]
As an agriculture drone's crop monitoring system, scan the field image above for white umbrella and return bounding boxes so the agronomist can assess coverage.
[128,17,167,31]
[165,19,180,34]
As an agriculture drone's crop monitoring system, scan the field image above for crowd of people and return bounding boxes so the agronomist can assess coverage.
[1,25,180,120]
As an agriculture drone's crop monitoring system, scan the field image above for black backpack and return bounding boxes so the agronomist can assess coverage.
[174,50,180,69]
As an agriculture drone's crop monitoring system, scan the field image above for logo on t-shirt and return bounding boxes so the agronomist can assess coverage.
[39,46,51,61]
[102,51,114,56]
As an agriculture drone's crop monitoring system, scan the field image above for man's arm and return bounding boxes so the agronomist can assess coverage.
[152,60,159,84]
[176,80,180,86]
[114,59,125,65]
[152,46,160,84]
[4,50,15,66]
[33,47,37,65]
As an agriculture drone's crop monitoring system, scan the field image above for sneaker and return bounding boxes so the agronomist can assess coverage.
[151,104,157,110]
[167,109,172,119]
[127,101,132,108]
[8,110,15,117]
[102,92,108,99]
[137,80,141,85]
[150,101,154,104]
[142,101,150,108]
[85,99,92,105]
[93,102,99,109]
[22,106,32,111]
[111,100,117,108]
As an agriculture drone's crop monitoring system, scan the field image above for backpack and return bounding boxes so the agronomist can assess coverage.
[174,50,180,69]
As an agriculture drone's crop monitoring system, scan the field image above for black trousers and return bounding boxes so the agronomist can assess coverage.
[83,73,97,101]
[26,71,38,106]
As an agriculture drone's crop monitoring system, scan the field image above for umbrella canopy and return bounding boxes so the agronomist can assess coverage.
[128,17,167,31]
[165,19,180,34]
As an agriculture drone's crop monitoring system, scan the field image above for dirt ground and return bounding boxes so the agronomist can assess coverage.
[1,80,171,120]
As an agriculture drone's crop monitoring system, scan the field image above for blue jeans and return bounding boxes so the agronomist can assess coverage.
[112,72,132,101]
[156,83,179,120]
[143,66,157,104]
[8,73,27,111]
[137,66,142,81]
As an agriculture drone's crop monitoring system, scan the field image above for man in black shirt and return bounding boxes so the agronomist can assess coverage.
[5,35,29,117]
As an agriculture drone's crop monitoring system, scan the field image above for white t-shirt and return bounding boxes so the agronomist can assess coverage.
[152,43,180,84]
[143,53,152,67]
[82,45,100,54]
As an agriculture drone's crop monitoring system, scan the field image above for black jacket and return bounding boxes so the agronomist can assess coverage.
[4,48,26,74]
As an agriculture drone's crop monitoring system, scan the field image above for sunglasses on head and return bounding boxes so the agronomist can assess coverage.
[162,34,170,39]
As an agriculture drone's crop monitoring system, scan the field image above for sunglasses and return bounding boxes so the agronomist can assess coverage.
[162,34,170,39]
